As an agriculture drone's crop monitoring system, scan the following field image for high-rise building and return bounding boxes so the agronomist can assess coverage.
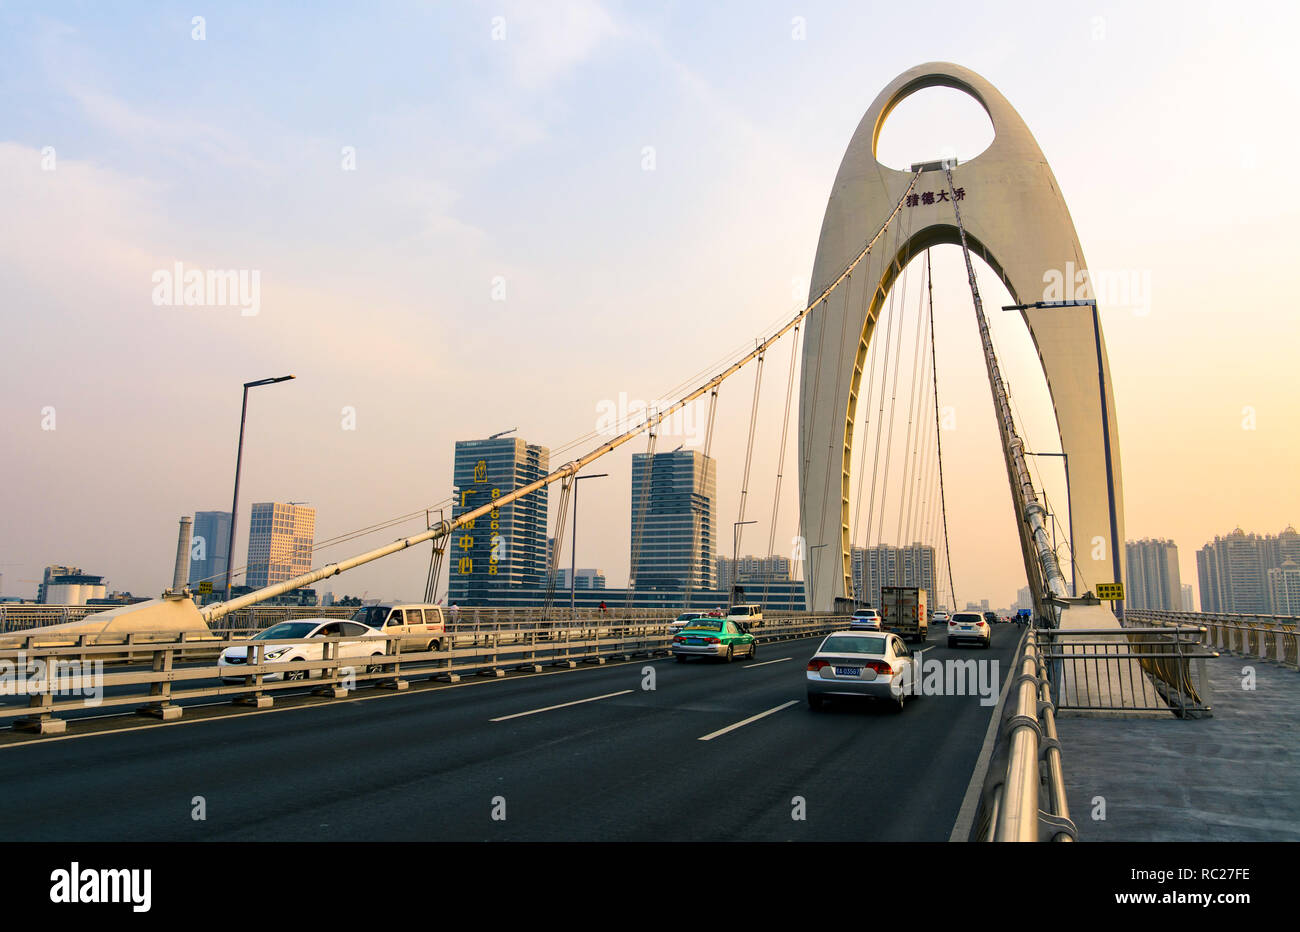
[1196,527,1300,615]
[448,437,550,605]
[190,511,232,590]
[556,568,607,590]
[246,503,316,590]
[717,554,792,595]
[1267,560,1300,616]
[629,449,716,592]
[1124,538,1182,610]
[850,543,936,609]
[1182,583,1195,612]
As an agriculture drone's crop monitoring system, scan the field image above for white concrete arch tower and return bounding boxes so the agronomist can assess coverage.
[798,61,1125,612]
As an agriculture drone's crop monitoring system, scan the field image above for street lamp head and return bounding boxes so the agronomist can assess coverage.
[244,375,296,388]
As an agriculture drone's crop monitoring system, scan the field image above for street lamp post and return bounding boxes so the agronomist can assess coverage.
[224,375,295,602]
[570,473,608,620]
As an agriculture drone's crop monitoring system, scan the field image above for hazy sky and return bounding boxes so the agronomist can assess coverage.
[2,1,1297,609]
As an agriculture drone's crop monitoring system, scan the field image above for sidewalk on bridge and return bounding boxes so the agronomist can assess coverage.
[1058,653,1300,841]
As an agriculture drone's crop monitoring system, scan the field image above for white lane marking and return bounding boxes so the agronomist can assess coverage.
[489,689,633,722]
[698,700,799,741]
[742,657,790,669]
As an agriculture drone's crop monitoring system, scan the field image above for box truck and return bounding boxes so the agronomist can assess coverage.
[880,586,928,643]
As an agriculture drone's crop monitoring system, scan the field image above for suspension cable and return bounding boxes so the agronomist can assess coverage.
[202,172,922,622]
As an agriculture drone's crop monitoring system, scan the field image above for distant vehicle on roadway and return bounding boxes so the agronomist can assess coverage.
[983,611,999,627]
[806,630,914,712]
[670,611,708,631]
[947,611,992,649]
[350,603,446,652]
[849,608,882,630]
[219,619,386,684]
[932,609,950,625]
[672,617,757,663]
[881,585,928,642]
[726,603,764,627]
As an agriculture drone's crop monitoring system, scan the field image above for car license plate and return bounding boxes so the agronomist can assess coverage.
[834,666,860,677]
[961,626,972,631]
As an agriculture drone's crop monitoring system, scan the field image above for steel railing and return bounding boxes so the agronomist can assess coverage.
[0,615,852,734]
[974,628,1075,842]
[1038,626,1215,716]
[0,603,822,634]
[1127,610,1298,671]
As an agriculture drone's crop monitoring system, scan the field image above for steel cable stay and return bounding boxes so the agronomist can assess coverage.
[860,208,910,555]
[942,167,1066,614]
[625,416,659,609]
[542,475,573,619]
[813,270,857,589]
[870,231,917,561]
[681,383,723,610]
[201,172,922,622]
[761,322,802,610]
[895,254,931,546]
[848,237,888,573]
[924,249,959,612]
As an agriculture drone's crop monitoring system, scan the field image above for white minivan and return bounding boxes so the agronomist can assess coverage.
[350,604,447,653]
[726,603,764,628]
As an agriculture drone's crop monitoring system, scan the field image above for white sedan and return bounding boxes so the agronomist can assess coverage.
[219,619,387,684]
[807,630,915,712]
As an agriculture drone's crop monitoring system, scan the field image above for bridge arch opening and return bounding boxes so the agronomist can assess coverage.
[874,85,996,173]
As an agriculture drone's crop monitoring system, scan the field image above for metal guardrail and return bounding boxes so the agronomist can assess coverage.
[974,628,1075,842]
[1128,610,1299,671]
[0,603,818,634]
[1039,626,1215,716]
[0,615,852,735]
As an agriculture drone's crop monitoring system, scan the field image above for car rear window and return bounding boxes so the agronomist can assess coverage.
[684,620,723,631]
[953,613,983,622]
[820,635,886,654]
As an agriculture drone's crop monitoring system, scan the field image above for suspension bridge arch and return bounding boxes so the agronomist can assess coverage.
[799,61,1125,613]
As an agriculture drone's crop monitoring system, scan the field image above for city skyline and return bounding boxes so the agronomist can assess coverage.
[2,3,1297,611]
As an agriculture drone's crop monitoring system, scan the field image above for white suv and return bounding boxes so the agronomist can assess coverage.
[849,608,882,630]
[947,611,992,649]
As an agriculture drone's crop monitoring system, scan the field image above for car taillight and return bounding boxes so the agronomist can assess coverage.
[807,659,829,671]
[977,621,987,628]
[866,660,895,675]
[704,637,721,644]
[672,636,683,643]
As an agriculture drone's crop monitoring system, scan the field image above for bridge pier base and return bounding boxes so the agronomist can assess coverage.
[14,715,66,735]
[137,703,182,721]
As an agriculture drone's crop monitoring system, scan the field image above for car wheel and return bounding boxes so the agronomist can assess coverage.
[365,654,384,674]
[749,641,758,660]
[427,638,441,653]
[808,694,824,710]
[285,662,307,682]
[894,691,906,714]
[725,645,734,663]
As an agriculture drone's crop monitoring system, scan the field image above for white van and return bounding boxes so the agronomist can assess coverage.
[350,604,446,652]
[726,604,764,628]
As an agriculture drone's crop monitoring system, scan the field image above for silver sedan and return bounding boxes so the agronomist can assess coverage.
[806,631,915,712]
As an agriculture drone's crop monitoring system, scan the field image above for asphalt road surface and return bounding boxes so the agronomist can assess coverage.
[0,625,1022,841]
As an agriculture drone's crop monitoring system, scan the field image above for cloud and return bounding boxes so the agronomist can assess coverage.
[500,0,622,90]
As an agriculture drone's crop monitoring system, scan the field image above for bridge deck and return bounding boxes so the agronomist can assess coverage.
[1057,652,1300,840]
